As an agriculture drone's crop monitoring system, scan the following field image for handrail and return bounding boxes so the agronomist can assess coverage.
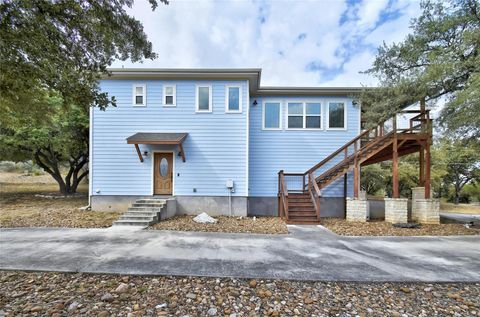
[308,173,321,219]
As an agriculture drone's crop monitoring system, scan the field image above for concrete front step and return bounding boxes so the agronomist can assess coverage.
[113,219,154,227]
[112,198,169,227]
[120,214,158,220]
[132,203,165,208]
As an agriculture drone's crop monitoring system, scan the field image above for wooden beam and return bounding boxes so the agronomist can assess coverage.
[419,146,425,186]
[134,144,144,163]
[392,115,399,198]
[353,156,359,198]
[361,145,420,166]
[178,143,186,162]
[425,138,431,198]
[343,173,347,217]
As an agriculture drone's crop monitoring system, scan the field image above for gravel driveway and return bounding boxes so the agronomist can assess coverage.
[1,225,479,282]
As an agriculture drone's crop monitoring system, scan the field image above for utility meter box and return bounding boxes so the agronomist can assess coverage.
[225,179,234,189]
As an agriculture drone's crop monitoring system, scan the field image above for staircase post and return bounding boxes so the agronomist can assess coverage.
[392,114,399,198]
[353,156,359,198]
[425,134,431,199]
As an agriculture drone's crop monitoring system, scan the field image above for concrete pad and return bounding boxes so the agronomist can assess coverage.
[0,227,479,282]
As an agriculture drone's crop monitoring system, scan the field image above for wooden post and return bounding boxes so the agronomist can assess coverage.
[419,147,425,186]
[343,173,348,217]
[425,133,431,199]
[420,98,426,133]
[392,114,399,198]
[353,157,359,198]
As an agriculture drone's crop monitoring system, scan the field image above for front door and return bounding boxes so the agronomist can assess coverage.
[154,152,173,195]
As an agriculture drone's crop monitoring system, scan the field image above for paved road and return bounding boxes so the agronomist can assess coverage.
[1,226,479,282]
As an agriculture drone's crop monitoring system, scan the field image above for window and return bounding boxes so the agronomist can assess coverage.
[196,85,212,112]
[263,102,281,129]
[306,103,322,129]
[287,103,303,128]
[287,102,322,129]
[328,102,346,129]
[226,86,242,113]
[163,85,176,106]
[132,84,146,106]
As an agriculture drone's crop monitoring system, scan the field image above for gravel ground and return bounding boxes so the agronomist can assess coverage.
[0,179,119,228]
[150,215,288,234]
[321,218,480,236]
[1,271,479,317]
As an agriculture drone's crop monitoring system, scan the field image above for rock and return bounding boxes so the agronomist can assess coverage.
[98,311,109,317]
[424,287,432,292]
[101,293,114,302]
[193,212,217,223]
[400,287,411,293]
[114,283,129,293]
[207,307,217,316]
[30,306,43,312]
[249,280,257,288]
[304,297,314,304]
[68,301,79,311]
[155,303,167,309]
[133,304,140,311]
[186,293,196,299]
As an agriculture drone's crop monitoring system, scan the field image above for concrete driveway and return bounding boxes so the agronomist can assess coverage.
[1,226,479,282]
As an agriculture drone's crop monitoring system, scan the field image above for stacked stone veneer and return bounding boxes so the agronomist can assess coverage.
[384,198,408,224]
[411,187,440,224]
[346,198,369,222]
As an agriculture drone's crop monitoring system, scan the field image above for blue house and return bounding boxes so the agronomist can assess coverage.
[90,68,433,224]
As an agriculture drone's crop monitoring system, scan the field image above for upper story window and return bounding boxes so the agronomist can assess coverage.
[287,102,322,129]
[132,84,146,106]
[327,102,346,129]
[226,86,242,113]
[263,102,281,130]
[196,85,212,112]
[163,85,176,106]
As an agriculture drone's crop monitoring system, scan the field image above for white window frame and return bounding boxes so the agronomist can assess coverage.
[163,84,176,107]
[195,84,213,113]
[326,100,348,130]
[286,101,323,130]
[132,84,146,107]
[262,100,282,130]
[225,85,242,113]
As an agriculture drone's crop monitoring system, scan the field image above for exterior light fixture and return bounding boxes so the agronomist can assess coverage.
[253,100,258,106]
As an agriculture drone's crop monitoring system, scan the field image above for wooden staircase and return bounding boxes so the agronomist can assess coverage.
[278,108,432,224]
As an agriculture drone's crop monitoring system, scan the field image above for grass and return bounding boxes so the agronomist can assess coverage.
[0,172,120,228]
[440,202,480,215]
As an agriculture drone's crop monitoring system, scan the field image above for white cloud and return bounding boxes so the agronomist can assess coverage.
[113,0,422,87]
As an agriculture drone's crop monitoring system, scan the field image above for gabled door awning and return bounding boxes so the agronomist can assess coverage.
[126,132,188,163]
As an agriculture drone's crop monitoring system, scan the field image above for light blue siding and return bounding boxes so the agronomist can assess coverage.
[92,80,248,197]
[248,96,360,197]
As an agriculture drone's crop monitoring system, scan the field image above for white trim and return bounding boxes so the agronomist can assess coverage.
[358,101,362,135]
[285,101,323,130]
[326,100,348,130]
[225,85,242,113]
[245,81,249,197]
[88,106,93,202]
[262,100,282,130]
[163,84,176,107]
[132,84,146,107]
[151,150,175,196]
[195,84,213,113]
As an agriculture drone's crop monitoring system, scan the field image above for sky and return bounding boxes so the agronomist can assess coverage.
[113,0,422,87]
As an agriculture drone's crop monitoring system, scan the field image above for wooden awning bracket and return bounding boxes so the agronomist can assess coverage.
[134,144,144,163]
[178,143,186,162]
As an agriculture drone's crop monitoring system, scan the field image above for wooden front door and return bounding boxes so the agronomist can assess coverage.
[154,152,173,195]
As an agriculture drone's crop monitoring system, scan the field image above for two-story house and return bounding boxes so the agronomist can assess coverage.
[90,68,364,222]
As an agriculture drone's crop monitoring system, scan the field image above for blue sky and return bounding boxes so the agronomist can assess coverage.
[115,0,421,87]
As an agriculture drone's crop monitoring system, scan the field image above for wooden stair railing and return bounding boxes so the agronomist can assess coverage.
[277,108,432,222]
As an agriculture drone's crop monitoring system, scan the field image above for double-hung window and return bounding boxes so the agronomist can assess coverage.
[263,102,281,129]
[287,102,322,129]
[226,86,242,113]
[132,84,146,106]
[327,102,346,129]
[196,85,212,112]
[163,85,176,106]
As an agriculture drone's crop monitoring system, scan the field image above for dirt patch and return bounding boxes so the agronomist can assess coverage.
[1,271,479,316]
[150,215,288,234]
[321,218,480,236]
[440,202,480,215]
[0,176,120,228]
